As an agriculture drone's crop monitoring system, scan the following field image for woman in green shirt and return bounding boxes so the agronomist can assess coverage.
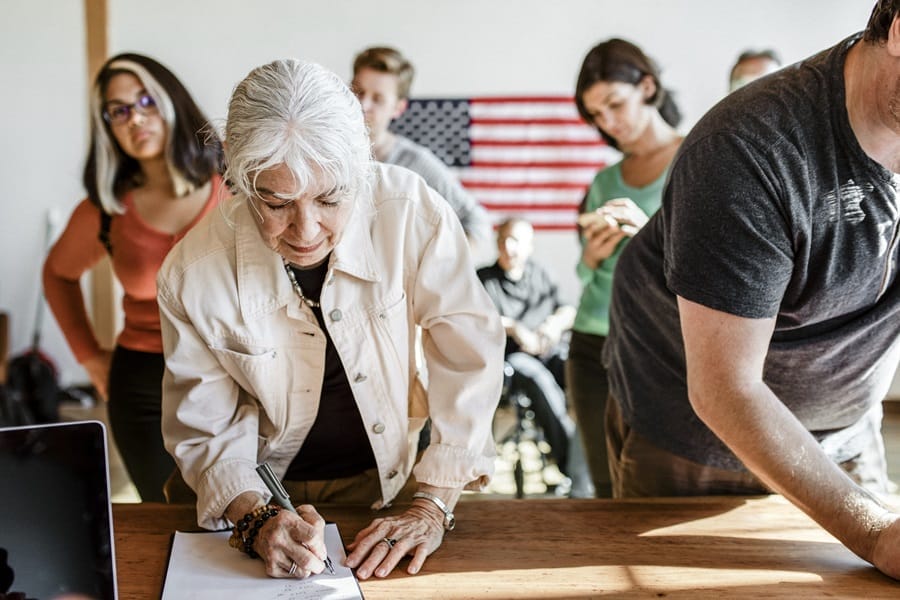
[568,38,683,496]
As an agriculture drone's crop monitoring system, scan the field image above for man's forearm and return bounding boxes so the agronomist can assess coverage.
[691,381,895,565]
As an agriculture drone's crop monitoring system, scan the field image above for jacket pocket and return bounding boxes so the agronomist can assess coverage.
[370,292,409,375]
[209,343,287,429]
[208,344,277,382]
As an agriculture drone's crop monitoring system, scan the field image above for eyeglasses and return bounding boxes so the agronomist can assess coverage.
[102,94,158,125]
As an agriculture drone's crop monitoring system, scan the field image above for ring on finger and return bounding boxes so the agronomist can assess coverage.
[381,537,398,548]
[288,561,298,576]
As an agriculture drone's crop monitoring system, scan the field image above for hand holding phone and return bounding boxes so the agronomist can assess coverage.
[579,198,642,237]
[577,210,618,231]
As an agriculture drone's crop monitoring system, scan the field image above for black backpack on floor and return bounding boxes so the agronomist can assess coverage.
[3,348,59,426]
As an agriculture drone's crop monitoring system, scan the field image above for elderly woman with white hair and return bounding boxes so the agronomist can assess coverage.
[157,58,504,580]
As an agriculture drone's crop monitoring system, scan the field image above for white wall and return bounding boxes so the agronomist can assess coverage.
[0,0,88,383]
[0,0,876,384]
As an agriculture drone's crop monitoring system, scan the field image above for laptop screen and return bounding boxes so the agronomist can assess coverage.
[0,420,117,600]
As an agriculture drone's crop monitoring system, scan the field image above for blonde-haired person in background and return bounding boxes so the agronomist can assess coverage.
[351,46,491,245]
[158,58,503,580]
[42,53,225,502]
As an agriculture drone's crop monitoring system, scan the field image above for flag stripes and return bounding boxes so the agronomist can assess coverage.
[390,96,618,230]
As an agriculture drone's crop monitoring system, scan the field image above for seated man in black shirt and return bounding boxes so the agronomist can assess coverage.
[478,218,593,497]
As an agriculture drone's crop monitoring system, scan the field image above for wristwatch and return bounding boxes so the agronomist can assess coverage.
[412,491,456,531]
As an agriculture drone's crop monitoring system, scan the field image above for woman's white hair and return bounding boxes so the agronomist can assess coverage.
[224,59,373,206]
[89,58,194,214]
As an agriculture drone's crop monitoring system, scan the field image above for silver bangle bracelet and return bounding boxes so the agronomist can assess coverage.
[412,491,456,531]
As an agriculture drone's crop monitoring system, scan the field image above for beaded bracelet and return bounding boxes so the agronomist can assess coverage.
[228,504,280,558]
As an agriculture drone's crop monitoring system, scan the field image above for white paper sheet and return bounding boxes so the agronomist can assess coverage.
[161,523,363,599]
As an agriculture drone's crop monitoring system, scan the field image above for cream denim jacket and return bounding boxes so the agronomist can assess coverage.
[158,164,504,529]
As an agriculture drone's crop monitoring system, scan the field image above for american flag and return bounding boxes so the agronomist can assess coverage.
[390,96,620,230]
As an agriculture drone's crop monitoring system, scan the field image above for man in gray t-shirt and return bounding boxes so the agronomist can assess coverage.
[350,46,490,244]
[605,0,900,578]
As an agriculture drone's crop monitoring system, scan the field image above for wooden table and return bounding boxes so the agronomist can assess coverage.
[113,495,897,598]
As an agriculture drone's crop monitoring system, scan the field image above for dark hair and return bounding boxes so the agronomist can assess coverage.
[83,53,223,213]
[864,0,900,42]
[353,46,415,99]
[733,48,781,68]
[729,48,782,83]
[574,38,681,149]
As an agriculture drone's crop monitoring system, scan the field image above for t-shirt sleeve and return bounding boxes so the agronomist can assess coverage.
[411,149,491,243]
[663,132,794,319]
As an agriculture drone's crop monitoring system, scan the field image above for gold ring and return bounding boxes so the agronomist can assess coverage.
[288,561,298,575]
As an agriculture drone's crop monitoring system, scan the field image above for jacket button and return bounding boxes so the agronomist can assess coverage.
[387,469,398,479]
[354,373,367,383]
[330,309,342,322]
[372,422,386,434]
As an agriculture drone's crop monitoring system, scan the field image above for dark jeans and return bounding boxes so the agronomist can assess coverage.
[565,331,611,497]
[506,352,593,496]
[107,346,174,502]
[507,352,574,470]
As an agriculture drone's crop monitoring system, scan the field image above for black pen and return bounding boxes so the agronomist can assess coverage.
[256,462,336,574]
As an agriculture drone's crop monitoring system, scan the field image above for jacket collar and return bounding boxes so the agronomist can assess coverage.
[233,195,380,322]
[331,196,380,284]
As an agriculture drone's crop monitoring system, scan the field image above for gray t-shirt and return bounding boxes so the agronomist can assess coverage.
[605,34,900,470]
[384,135,491,242]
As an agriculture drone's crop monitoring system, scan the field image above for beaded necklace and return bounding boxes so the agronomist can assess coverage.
[282,257,321,308]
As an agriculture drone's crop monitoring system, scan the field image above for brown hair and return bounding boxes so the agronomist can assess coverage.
[864,0,900,42]
[729,48,781,82]
[574,38,681,149]
[352,46,415,99]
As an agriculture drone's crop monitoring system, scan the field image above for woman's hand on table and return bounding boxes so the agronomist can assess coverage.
[345,501,446,579]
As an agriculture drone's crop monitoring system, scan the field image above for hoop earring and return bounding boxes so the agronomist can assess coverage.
[248,198,265,224]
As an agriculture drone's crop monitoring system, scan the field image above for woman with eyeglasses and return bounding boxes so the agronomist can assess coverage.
[42,53,225,502]
[157,59,503,580]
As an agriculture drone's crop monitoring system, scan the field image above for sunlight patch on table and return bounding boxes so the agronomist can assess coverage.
[639,496,840,543]
[364,567,635,597]
[624,565,823,589]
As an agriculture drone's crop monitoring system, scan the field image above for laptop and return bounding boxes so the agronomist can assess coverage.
[0,420,118,600]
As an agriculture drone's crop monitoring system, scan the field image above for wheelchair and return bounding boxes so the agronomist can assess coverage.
[495,361,570,498]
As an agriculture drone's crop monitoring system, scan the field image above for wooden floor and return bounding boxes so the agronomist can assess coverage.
[60,399,900,503]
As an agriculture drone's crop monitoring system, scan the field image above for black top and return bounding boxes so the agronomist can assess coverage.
[477,260,564,355]
[285,259,377,481]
